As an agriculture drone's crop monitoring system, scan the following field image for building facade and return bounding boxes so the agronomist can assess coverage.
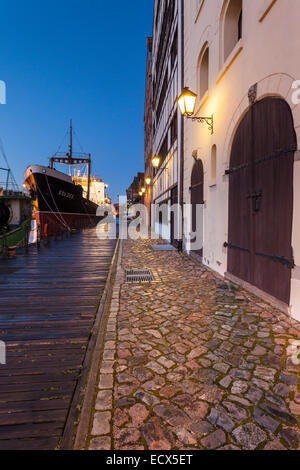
[73,176,109,206]
[151,0,184,245]
[183,0,300,319]
[144,37,153,224]
[126,172,144,205]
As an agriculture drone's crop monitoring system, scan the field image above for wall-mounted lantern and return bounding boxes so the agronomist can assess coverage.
[152,156,161,169]
[177,87,214,134]
[145,177,152,185]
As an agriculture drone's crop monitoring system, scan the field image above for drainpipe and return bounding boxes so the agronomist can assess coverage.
[178,0,184,252]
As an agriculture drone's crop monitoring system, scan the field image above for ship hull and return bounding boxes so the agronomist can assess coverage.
[24,165,102,238]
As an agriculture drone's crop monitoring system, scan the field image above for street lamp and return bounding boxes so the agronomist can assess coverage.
[177,87,214,134]
[152,156,161,169]
[145,177,152,185]
[139,191,143,197]
[141,187,146,194]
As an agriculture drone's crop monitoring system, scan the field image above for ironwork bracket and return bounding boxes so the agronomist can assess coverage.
[186,115,214,134]
[224,242,295,269]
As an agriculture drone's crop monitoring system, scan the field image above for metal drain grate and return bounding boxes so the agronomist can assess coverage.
[126,269,155,283]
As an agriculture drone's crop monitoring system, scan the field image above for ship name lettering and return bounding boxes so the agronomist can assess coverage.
[58,190,74,199]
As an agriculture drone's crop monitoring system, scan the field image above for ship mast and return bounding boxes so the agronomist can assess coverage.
[50,120,91,201]
[69,119,73,160]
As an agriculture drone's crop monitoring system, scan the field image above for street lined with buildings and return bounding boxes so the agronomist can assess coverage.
[127,0,300,322]
[1,0,300,453]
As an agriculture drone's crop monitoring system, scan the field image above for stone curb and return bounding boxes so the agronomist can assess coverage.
[73,238,121,450]
[87,240,124,450]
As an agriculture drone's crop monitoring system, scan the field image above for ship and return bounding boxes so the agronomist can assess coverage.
[24,121,108,239]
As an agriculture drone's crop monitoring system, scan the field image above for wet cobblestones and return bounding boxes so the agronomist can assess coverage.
[88,239,300,450]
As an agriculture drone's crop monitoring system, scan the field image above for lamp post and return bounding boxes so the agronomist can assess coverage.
[177,87,214,134]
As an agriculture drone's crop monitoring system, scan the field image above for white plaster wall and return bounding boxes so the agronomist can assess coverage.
[81,181,106,206]
[183,0,300,316]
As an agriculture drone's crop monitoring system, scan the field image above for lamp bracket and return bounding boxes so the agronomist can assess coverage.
[186,115,214,134]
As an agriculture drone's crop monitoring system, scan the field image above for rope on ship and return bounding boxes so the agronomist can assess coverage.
[34,177,71,232]
[45,175,71,231]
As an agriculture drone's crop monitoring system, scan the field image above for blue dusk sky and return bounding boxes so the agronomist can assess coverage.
[0,0,154,203]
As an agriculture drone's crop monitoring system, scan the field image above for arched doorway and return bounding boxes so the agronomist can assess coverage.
[227,97,297,304]
[190,159,204,256]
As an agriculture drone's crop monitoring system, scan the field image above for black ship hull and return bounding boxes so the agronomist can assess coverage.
[24,165,102,238]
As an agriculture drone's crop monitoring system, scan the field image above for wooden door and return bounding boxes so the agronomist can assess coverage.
[228,97,296,304]
[191,160,204,256]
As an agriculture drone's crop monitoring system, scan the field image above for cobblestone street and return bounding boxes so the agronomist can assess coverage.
[87,239,300,451]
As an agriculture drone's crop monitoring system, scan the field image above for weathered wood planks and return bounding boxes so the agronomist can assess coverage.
[0,228,116,450]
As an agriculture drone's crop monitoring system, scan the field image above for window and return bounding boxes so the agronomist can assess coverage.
[199,47,209,99]
[156,72,168,124]
[238,9,242,40]
[171,29,178,70]
[159,135,168,163]
[211,145,217,181]
[170,111,178,148]
[224,0,243,62]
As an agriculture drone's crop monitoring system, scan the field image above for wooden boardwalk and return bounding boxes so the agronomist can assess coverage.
[0,229,116,450]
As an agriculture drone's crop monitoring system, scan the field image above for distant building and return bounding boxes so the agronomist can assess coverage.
[126,172,144,205]
[73,176,109,206]
[151,0,184,247]
[144,37,153,225]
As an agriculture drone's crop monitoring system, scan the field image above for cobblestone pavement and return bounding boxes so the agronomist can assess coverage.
[87,239,300,450]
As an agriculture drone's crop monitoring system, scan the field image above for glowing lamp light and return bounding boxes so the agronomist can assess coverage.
[145,177,151,185]
[141,187,146,194]
[178,87,197,117]
[139,191,143,197]
[152,156,161,169]
[177,87,214,134]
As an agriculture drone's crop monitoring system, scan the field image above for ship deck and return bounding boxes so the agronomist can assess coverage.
[0,228,116,450]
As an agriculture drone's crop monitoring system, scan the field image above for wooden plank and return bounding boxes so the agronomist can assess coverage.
[0,422,63,440]
[0,437,60,450]
[0,229,116,449]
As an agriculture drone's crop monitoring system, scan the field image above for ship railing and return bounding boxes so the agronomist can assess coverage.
[0,182,27,197]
